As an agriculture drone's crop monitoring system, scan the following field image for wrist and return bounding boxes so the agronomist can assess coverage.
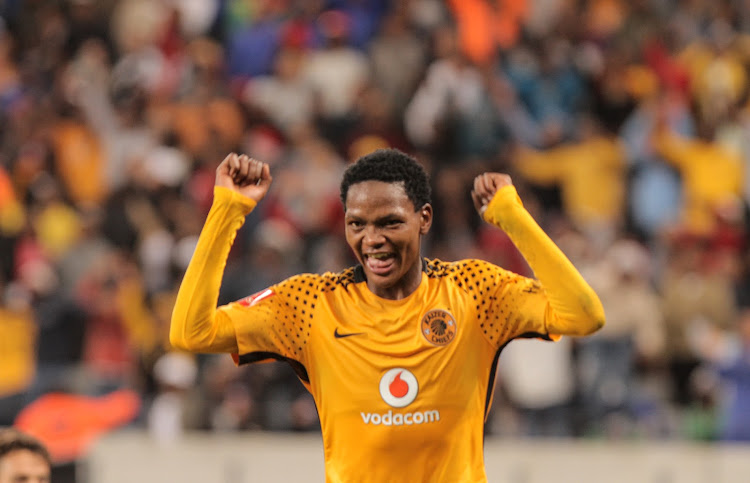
[481,185,524,228]
[213,186,258,215]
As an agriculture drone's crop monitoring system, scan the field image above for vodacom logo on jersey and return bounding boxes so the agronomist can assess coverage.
[360,368,440,426]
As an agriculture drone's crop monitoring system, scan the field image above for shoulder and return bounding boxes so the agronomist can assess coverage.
[424,258,513,293]
[425,258,504,279]
[319,265,363,292]
[274,266,363,294]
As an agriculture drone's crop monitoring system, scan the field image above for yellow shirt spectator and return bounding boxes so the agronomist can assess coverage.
[51,120,108,206]
[653,129,744,234]
[0,308,36,397]
[0,166,25,236]
[678,41,747,122]
[515,135,626,231]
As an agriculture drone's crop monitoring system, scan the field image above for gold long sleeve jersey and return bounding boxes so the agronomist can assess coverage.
[172,186,604,483]
[225,259,549,482]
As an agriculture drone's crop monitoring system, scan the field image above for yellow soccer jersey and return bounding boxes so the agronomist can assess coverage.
[221,259,554,482]
[171,185,604,483]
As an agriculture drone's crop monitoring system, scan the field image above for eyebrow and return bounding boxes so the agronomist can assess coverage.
[345,213,404,223]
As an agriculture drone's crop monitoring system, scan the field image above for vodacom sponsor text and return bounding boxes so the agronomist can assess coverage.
[360,409,440,426]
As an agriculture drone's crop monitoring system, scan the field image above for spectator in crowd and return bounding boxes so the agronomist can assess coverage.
[651,114,744,236]
[580,238,666,436]
[0,276,36,426]
[660,231,739,409]
[715,307,750,442]
[303,10,370,148]
[514,114,627,249]
[0,427,51,483]
[497,336,576,438]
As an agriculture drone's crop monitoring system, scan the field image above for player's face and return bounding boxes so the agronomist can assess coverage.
[345,180,432,299]
[0,450,51,483]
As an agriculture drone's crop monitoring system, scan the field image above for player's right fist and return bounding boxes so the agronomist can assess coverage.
[215,153,273,203]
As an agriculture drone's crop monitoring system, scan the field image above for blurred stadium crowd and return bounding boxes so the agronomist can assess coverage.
[1,0,750,448]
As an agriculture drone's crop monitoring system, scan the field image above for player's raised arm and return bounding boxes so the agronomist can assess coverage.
[170,154,272,353]
[471,173,605,336]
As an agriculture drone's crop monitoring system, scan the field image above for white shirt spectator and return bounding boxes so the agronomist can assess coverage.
[303,45,370,119]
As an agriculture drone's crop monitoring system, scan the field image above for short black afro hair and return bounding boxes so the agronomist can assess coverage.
[340,148,431,212]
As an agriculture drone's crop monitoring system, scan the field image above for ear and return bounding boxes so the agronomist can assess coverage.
[419,204,433,235]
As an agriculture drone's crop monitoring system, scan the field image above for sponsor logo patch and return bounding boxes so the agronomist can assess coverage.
[421,309,457,346]
[360,409,440,426]
[379,368,418,408]
[363,368,440,426]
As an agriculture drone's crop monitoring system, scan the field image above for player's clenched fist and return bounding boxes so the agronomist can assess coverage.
[471,172,512,216]
[215,153,273,203]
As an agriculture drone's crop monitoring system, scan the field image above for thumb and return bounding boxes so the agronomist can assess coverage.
[256,163,273,189]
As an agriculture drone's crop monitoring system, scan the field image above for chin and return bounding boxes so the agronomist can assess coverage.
[364,268,394,282]
[364,267,401,287]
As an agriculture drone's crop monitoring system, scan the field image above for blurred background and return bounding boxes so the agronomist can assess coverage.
[1,0,750,481]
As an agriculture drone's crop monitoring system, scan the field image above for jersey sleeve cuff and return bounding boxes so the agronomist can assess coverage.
[481,185,524,229]
[213,186,258,215]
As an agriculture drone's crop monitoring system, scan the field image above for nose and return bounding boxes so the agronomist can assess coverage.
[363,225,386,247]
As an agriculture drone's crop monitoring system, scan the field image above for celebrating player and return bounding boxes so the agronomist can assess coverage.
[170,148,605,482]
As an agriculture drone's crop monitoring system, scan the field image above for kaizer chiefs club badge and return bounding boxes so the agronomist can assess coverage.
[421,309,457,346]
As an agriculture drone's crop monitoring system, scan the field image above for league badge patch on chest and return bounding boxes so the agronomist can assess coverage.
[421,309,457,346]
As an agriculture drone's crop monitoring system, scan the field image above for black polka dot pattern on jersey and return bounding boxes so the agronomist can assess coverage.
[262,267,362,359]
[425,258,519,347]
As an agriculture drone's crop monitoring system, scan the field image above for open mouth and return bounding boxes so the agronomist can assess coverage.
[365,252,396,276]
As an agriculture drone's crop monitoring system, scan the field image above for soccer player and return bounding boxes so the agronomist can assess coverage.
[171,148,605,482]
[0,428,51,483]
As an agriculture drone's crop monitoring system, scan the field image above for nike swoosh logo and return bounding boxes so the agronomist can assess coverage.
[334,328,365,339]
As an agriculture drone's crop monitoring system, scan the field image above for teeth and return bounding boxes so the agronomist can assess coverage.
[369,253,391,260]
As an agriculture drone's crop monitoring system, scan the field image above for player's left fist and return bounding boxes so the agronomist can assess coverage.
[471,173,512,216]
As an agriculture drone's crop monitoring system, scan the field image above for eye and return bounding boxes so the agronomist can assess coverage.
[347,220,364,229]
